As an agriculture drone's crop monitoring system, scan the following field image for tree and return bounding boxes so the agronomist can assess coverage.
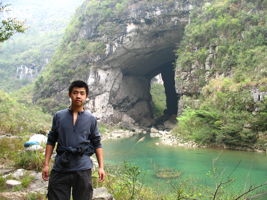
[0,2,25,42]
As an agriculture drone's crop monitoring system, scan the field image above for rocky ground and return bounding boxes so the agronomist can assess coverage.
[0,121,197,200]
[0,133,115,200]
[149,127,198,148]
[0,168,114,200]
[104,118,199,149]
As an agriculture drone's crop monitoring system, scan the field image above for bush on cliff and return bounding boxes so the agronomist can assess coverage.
[175,78,267,149]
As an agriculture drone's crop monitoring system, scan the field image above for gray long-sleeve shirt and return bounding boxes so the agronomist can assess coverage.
[47,108,102,172]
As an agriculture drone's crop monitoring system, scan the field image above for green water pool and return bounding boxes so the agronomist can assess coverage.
[102,134,267,195]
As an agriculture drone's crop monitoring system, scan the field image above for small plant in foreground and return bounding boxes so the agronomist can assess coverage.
[15,151,44,171]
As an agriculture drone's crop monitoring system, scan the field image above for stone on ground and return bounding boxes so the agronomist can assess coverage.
[93,187,114,200]
[6,179,22,188]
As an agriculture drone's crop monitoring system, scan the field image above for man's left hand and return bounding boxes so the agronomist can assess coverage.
[98,167,105,182]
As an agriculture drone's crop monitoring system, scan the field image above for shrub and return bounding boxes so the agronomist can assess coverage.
[0,137,25,166]
[21,174,34,188]
[15,151,44,171]
[92,161,267,200]
[0,89,51,135]
[0,176,7,192]
[25,192,45,200]
[92,162,166,200]
[150,83,166,118]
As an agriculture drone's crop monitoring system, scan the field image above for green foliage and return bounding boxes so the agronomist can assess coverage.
[0,0,82,91]
[15,151,44,171]
[21,174,34,188]
[4,172,36,192]
[25,192,45,200]
[104,162,143,200]
[64,0,130,43]
[174,78,267,149]
[98,122,109,135]
[174,0,267,149]
[98,22,125,38]
[92,162,267,200]
[32,34,106,112]
[33,0,134,112]
[0,3,25,42]
[93,162,164,200]
[0,171,35,192]
[0,176,7,192]
[0,89,51,134]
[176,108,219,144]
[0,137,26,166]
[150,83,166,118]
[121,161,142,200]
[176,0,267,87]
[0,32,62,91]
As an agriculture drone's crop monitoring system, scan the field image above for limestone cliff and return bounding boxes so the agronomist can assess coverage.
[34,0,193,126]
[32,0,266,149]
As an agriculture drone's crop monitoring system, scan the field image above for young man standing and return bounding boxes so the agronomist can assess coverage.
[42,80,105,200]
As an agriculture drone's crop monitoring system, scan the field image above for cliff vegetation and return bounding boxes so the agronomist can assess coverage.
[173,0,267,150]
[0,0,82,91]
[0,88,51,135]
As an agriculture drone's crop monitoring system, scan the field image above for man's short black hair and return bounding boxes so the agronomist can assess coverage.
[69,80,89,96]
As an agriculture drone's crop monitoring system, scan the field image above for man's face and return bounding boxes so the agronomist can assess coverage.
[69,87,88,107]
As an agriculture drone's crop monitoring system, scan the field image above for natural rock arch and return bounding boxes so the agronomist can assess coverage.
[86,1,190,126]
[34,0,192,127]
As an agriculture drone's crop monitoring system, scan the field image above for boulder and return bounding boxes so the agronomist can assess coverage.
[28,134,47,144]
[93,187,114,200]
[150,127,160,138]
[11,169,26,179]
[24,134,47,151]
[0,168,13,175]
[25,144,43,151]
[6,180,22,188]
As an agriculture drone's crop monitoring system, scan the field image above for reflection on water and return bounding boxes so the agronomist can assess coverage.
[103,134,267,194]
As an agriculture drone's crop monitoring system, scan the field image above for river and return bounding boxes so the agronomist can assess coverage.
[103,134,267,197]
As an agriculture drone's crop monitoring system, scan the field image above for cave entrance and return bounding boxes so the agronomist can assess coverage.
[149,62,178,124]
[114,50,180,127]
[92,18,185,127]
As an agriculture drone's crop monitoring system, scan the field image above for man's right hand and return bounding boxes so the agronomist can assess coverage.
[42,165,49,181]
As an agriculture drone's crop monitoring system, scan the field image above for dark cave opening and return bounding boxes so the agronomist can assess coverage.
[102,26,184,126]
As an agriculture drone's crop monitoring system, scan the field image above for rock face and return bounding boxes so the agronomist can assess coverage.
[251,88,267,103]
[175,44,218,96]
[84,0,191,126]
[16,65,38,80]
[34,0,195,126]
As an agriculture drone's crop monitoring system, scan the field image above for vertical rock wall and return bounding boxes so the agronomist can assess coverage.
[84,1,190,126]
[34,0,196,126]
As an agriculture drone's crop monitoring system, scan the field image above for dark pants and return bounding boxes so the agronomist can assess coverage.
[47,169,93,200]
